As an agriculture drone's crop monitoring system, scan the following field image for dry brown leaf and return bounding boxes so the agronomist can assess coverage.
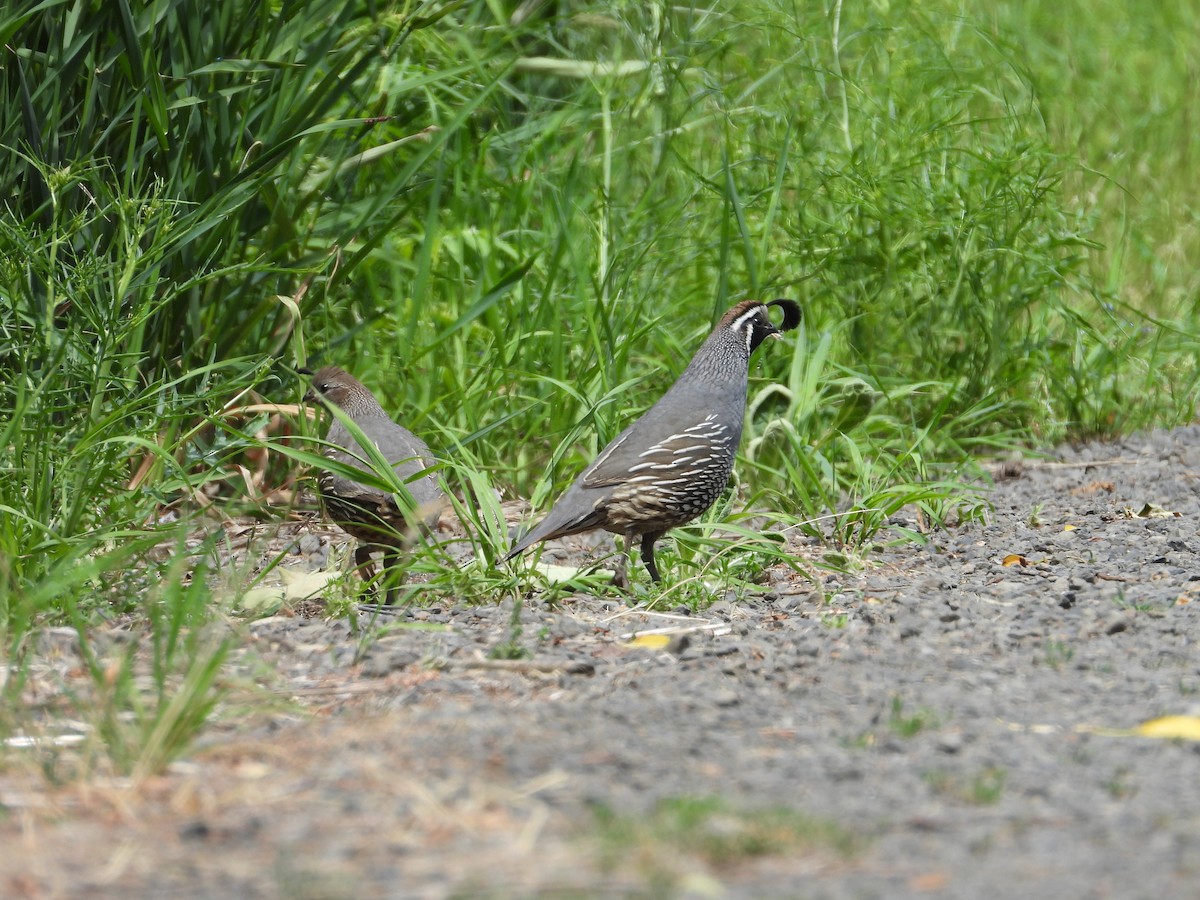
[1070,480,1114,496]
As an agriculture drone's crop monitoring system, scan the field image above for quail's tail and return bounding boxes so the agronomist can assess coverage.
[503,495,606,561]
[502,531,541,562]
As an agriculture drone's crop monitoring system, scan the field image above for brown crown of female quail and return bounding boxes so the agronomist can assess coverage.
[505,298,801,586]
[303,366,447,585]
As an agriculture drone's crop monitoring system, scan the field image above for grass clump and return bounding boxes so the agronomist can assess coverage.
[590,795,861,887]
[925,766,1008,806]
[1,531,229,783]
[888,696,940,739]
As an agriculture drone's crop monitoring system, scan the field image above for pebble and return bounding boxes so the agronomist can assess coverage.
[359,648,418,678]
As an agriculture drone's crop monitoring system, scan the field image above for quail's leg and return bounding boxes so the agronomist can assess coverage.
[613,530,638,589]
[380,546,402,605]
[640,532,663,584]
[354,544,377,583]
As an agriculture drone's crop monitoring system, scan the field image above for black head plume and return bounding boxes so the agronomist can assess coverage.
[767,298,801,332]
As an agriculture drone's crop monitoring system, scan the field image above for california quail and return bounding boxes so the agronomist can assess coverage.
[505,298,801,586]
[303,366,447,590]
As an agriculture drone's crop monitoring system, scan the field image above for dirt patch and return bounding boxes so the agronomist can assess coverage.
[4,428,1200,897]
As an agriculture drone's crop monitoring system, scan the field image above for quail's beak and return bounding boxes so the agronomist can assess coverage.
[298,367,317,403]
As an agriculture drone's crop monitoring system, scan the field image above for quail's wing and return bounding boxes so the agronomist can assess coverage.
[329,421,438,485]
[319,460,398,511]
[323,450,444,528]
[582,409,733,488]
[361,421,437,472]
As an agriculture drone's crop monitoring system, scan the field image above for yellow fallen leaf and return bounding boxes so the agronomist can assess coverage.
[1002,554,1028,567]
[534,562,615,583]
[626,634,672,650]
[238,586,285,611]
[238,570,338,611]
[1062,524,1076,531]
[278,569,338,600]
[1134,715,1200,741]
[1081,714,1200,740]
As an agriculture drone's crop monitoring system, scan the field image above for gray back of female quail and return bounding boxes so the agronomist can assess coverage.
[321,408,443,521]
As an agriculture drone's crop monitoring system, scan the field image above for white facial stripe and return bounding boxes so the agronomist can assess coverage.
[730,307,764,333]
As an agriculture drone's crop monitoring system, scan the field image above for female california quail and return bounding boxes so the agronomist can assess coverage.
[303,366,447,588]
[505,298,801,586]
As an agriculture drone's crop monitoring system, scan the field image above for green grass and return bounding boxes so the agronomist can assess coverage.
[889,696,939,739]
[1043,640,1076,669]
[925,766,1008,806]
[590,795,861,883]
[2,0,1200,772]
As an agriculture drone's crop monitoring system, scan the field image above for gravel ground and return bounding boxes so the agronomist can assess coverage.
[5,427,1200,898]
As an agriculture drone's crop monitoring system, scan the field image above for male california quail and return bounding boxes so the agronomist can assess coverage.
[505,298,801,586]
[303,366,447,587]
